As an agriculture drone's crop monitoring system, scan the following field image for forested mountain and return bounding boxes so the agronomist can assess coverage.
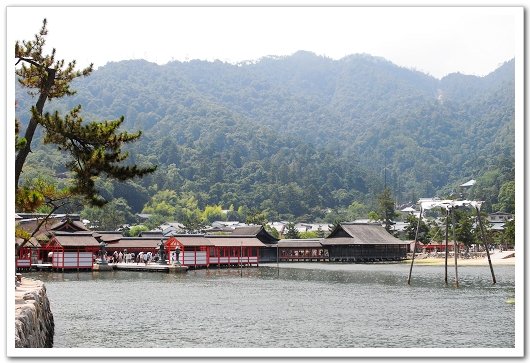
[15,52,515,221]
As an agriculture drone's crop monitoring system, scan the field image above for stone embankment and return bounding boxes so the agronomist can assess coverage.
[14,277,54,348]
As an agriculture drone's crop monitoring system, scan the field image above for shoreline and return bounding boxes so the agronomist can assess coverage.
[261,256,515,270]
[403,256,515,266]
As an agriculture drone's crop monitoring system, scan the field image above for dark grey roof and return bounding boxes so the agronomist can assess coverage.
[229,226,263,236]
[323,223,406,245]
[51,232,100,247]
[229,225,279,243]
[93,231,123,242]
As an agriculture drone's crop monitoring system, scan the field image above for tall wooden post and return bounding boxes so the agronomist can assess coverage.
[407,207,423,285]
[451,207,459,287]
[444,207,449,285]
[276,244,280,276]
[475,206,496,284]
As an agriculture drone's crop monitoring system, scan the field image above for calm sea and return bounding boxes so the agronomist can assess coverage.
[26,263,515,350]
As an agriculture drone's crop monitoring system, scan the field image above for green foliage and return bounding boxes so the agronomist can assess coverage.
[39,106,156,206]
[404,214,430,242]
[367,211,379,222]
[16,177,72,213]
[427,219,444,243]
[347,201,369,221]
[246,209,268,225]
[15,19,155,212]
[377,187,398,232]
[15,19,93,99]
[316,225,327,238]
[202,205,226,224]
[502,218,515,246]
[127,224,149,237]
[15,48,515,219]
[299,231,318,239]
[80,198,135,230]
[284,222,300,239]
[454,211,475,248]
[495,180,515,214]
[142,189,179,218]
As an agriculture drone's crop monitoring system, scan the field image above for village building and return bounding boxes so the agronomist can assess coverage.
[43,231,99,271]
[165,235,212,268]
[276,239,328,262]
[16,216,91,269]
[322,222,409,262]
[229,225,279,262]
[205,235,265,267]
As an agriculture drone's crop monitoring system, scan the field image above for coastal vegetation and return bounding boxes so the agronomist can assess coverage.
[14,19,156,254]
[15,21,515,234]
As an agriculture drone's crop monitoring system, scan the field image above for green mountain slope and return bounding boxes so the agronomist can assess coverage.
[15,52,515,217]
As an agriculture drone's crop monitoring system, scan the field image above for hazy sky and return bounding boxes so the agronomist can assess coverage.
[7,5,521,79]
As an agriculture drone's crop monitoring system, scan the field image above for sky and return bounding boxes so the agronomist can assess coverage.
[6,4,521,79]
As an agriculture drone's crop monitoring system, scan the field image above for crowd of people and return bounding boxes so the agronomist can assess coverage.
[100,251,164,264]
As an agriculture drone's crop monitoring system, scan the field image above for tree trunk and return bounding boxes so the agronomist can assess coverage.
[15,67,56,189]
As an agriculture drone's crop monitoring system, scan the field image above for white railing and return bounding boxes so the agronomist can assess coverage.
[52,252,93,268]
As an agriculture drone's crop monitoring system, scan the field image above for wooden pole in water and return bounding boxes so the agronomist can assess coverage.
[444,207,449,285]
[475,206,496,284]
[451,207,459,287]
[276,243,279,277]
[407,207,423,285]
[240,242,243,277]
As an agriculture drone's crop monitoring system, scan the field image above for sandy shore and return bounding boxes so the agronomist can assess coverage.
[404,256,515,266]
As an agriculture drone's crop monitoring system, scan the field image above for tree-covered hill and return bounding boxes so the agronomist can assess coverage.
[15,52,515,219]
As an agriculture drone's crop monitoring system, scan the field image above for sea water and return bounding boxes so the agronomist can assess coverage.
[25,263,515,349]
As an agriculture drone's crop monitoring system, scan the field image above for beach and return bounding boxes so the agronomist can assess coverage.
[404,256,515,266]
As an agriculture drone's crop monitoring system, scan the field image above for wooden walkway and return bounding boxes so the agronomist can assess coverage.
[113,263,188,273]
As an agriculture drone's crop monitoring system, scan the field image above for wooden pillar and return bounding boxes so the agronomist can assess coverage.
[451,207,459,287]
[276,245,279,276]
[444,207,449,285]
[475,206,497,284]
[407,207,423,285]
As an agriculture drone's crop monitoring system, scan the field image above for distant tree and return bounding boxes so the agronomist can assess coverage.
[316,225,326,238]
[377,187,398,232]
[237,205,249,223]
[404,214,430,242]
[142,190,179,221]
[346,201,368,221]
[226,204,238,221]
[427,219,444,243]
[246,209,268,225]
[181,212,205,234]
[80,197,135,230]
[495,180,515,214]
[367,211,379,222]
[299,231,318,239]
[453,209,475,251]
[501,218,515,248]
[284,222,300,239]
[324,208,348,224]
[127,225,149,237]
[202,205,226,224]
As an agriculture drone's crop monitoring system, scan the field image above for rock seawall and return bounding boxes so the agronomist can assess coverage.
[14,278,54,348]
